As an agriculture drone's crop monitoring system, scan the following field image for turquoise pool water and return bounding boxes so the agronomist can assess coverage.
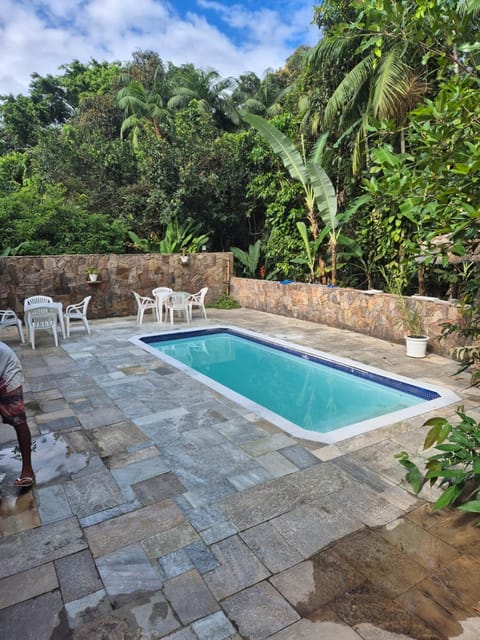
[136,328,449,439]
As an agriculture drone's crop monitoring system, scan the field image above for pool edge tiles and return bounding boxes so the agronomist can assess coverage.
[129,326,461,444]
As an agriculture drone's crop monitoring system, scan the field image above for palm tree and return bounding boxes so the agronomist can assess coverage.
[308,39,427,172]
[167,66,239,129]
[117,67,172,145]
[232,70,286,117]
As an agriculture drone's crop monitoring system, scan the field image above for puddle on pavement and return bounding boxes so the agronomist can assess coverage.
[291,509,480,640]
[0,431,92,488]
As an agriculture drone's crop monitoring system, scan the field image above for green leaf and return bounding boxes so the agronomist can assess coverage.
[457,500,480,513]
[433,484,462,510]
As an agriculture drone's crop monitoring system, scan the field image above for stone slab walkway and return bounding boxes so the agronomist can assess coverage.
[0,308,479,640]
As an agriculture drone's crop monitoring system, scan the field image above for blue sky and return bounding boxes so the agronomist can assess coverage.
[1,0,319,96]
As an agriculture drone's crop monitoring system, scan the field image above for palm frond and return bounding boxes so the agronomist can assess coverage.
[372,48,412,120]
[324,55,375,126]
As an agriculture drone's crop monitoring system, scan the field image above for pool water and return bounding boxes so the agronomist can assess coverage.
[133,327,459,443]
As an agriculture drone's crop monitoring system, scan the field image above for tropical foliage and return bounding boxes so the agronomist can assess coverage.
[396,409,480,522]
[0,2,478,304]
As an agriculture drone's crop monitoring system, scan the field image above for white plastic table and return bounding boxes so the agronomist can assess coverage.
[24,302,66,339]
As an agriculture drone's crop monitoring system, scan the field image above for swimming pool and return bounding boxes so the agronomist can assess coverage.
[131,326,460,443]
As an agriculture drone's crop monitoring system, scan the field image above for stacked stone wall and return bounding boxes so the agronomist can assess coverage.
[0,253,232,320]
[230,277,462,357]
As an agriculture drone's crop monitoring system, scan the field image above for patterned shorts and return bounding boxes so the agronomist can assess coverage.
[0,386,26,427]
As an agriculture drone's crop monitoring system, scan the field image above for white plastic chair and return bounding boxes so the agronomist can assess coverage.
[133,291,158,325]
[152,287,173,323]
[0,310,25,343]
[64,296,91,337]
[24,295,53,307]
[167,292,190,324]
[26,305,59,349]
[188,287,208,320]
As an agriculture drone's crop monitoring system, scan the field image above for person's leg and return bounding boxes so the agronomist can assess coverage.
[0,386,35,485]
[12,418,34,482]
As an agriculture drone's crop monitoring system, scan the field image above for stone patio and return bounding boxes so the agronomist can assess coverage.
[0,308,479,640]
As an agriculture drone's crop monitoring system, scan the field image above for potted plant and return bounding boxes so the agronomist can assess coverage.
[398,296,429,358]
[180,249,190,265]
[85,266,100,282]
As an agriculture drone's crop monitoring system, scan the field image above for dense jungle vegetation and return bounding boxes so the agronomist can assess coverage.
[1,0,479,301]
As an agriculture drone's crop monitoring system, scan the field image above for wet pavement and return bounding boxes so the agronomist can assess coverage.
[0,308,479,640]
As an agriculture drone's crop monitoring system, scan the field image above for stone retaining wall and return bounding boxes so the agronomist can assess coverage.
[230,277,462,357]
[0,253,232,319]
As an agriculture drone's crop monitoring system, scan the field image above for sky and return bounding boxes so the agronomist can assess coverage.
[0,0,320,96]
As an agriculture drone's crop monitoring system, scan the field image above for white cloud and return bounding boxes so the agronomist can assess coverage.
[0,0,319,96]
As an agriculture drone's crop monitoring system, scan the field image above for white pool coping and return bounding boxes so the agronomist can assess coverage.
[130,325,461,444]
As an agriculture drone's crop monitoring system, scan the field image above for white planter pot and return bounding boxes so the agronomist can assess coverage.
[180,256,189,265]
[88,273,98,282]
[405,335,429,358]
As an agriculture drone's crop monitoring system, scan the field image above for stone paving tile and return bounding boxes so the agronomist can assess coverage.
[79,500,141,528]
[348,439,408,484]
[0,492,40,536]
[329,584,440,639]
[221,474,305,531]
[395,555,480,638]
[182,426,231,448]
[406,504,480,555]
[376,516,460,571]
[96,542,163,607]
[132,471,186,505]
[88,421,148,457]
[64,589,112,631]
[241,433,299,457]
[271,502,363,559]
[115,590,181,638]
[159,548,194,578]
[105,444,160,470]
[183,503,230,532]
[184,540,219,574]
[0,590,69,640]
[200,520,239,545]
[38,415,81,433]
[222,580,300,640]
[279,444,321,469]
[0,516,86,579]
[266,615,364,640]
[63,469,125,519]
[142,522,199,560]
[85,499,186,558]
[35,484,73,524]
[216,417,268,444]
[270,549,366,616]
[163,627,197,639]
[332,454,394,492]
[333,529,428,598]
[255,451,299,478]
[203,534,270,600]
[77,406,127,430]
[0,562,58,610]
[320,482,403,528]
[191,610,236,640]
[163,569,219,625]
[183,477,238,509]
[110,455,171,501]
[240,521,303,573]
[227,465,273,491]
[55,549,103,603]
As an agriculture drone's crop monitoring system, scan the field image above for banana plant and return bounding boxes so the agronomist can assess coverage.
[243,113,340,283]
[230,240,262,278]
[128,218,209,254]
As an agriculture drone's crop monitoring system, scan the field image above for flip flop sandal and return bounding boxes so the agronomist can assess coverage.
[13,476,35,488]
